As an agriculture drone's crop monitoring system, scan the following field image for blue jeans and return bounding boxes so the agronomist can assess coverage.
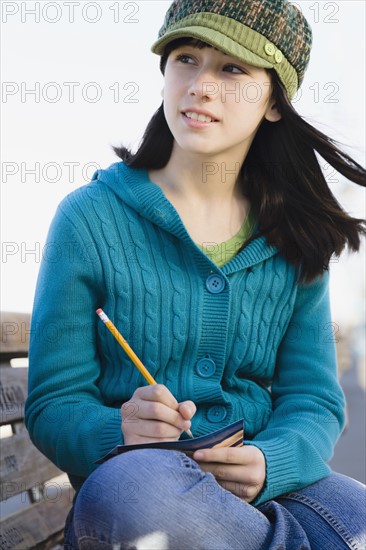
[64,449,366,549]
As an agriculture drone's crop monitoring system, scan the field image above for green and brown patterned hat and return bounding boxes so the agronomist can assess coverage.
[151,0,313,100]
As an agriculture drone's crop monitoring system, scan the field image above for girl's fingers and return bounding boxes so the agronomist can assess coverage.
[131,400,191,429]
[122,386,196,444]
[193,447,248,465]
[178,400,197,420]
[193,445,262,465]
[135,384,179,409]
[216,480,261,503]
[197,461,263,486]
[132,385,194,429]
[122,419,183,442]
[192,446,266,502]
[196,461,244,482]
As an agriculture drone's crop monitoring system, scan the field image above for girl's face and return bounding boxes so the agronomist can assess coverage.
[163,44,280,159]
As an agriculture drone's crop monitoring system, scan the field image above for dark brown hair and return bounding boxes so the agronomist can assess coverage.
[112,38,366,283]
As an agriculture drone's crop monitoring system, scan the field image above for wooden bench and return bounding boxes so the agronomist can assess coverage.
[1,312,74,549]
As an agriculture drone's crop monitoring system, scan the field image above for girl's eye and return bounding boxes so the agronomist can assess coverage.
[174,54,246,74]
[224,64,246,74]
[175,54,193,64]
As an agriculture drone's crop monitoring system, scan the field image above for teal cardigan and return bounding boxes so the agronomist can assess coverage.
[25,161,346,506]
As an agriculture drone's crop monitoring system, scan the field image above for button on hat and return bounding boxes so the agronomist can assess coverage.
[264,42,276,57]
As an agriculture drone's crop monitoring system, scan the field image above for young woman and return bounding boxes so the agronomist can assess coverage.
[25,1,366,548]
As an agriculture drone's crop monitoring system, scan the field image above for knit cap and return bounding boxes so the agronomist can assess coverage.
[151,0,313,100]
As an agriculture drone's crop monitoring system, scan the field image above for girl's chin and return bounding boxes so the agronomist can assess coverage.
[174,143,221,156]
[172,133,222,151]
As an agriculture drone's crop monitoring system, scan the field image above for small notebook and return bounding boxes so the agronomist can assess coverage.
[96,418,244,464]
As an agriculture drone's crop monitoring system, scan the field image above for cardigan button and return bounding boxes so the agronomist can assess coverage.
[196,357,216,378]
[206,274,225,294]
[207,405,227,423]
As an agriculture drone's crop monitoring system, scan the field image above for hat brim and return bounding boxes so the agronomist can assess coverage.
[151,26,274,70]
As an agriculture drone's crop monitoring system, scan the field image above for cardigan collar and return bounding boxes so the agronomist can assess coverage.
[91,161,279,273]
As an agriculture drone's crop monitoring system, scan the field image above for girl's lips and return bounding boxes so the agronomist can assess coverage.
[181,112,219,128]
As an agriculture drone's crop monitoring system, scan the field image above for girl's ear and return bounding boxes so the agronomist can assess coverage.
[264,101,282,122]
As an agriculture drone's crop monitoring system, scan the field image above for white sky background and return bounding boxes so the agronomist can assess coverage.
[1,1,365,334]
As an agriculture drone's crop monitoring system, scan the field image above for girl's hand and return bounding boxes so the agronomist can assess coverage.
[121,384,196,445]
[192,445,266,503]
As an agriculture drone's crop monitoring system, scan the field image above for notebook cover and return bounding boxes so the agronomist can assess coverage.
[96,418,244,464]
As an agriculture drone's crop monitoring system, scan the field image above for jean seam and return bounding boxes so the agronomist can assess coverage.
[279,492,362,550]
[174,451,199,469]
[78,534,119,549]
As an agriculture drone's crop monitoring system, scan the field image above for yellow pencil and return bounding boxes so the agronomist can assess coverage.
[96,308,193,438]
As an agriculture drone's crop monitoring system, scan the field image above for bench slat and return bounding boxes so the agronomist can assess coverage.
[0,312,30,354]
[0,367,28,425]
[1,430,63,500]
[0,488,72,550]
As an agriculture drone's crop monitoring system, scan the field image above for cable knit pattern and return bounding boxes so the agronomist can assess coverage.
[25,161,346,505]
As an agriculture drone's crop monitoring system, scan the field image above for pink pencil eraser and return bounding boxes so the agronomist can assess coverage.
[96,308,102,315]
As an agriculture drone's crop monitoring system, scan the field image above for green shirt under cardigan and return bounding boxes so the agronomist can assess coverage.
[197,208,255,267]
[25,161,346,506]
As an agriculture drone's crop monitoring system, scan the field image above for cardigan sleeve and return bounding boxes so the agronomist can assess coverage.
[247,270,346,506]
[25,197,124,480]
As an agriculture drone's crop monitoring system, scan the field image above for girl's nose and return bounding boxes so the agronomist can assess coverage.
[187,67,220,100]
